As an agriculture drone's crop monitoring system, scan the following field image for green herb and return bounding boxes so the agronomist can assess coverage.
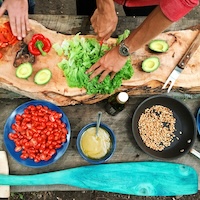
[116,29,130,44]
[56,30,134,94]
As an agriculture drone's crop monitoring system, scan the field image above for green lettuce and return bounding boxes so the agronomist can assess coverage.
[55,30,134,94]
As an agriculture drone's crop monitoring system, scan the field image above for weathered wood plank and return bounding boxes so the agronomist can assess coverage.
[29,15,200,35]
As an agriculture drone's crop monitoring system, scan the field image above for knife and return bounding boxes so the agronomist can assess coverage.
[162,31,200,93]
[98,40,103,56]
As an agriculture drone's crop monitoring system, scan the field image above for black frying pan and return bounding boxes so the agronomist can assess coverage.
[132,94,197,159]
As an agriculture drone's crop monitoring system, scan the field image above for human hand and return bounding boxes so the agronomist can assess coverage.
[0,0,30,40]
[91,8,118,41]
[86,46,128,82]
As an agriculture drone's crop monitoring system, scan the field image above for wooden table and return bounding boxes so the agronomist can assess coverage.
[0,15,200,193]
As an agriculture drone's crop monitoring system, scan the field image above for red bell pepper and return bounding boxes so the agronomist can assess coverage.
[0,22,18,48]
[28,34,51,56]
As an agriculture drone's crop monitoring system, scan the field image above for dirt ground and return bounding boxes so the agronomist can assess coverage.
[8,191,200,200]
[7,1,200,200]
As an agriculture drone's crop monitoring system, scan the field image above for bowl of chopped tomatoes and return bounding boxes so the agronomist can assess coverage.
[4,100,71,168]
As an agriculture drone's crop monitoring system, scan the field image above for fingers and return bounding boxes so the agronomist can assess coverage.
[20,14,30,38]
[87,66,112,83]
[87,67,115,83]
[99,70,111,82]
[93,25,113,41]
[86,62,100,74]
[89,66,104,80]
[110,72,116,80]
[10,16,23,40]
[0,6,6,17]
[90,10,96,24]
[2,0,30,40]
[86,61,115,83]
[90,9,115,41]
[98,31,112,41]
[86,61,106,82]
[8,14,30,40]
[15,17,22,39]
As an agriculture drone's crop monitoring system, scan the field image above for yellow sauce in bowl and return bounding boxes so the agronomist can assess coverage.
[80,127,111,159]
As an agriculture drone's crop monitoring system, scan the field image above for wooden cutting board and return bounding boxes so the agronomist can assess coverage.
[0,16,200,106]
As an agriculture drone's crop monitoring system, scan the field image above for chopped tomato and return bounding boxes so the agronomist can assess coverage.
[8,104,69,163]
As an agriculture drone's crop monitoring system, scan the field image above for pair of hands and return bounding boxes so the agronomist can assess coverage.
[0,0,30,40]
[0,0,125,82]
[87,7,128,82]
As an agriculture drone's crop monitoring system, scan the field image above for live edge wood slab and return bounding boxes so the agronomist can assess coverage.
[0,15,200,106]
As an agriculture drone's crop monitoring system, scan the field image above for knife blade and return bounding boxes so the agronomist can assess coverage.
[98,40,103,56]
[162,31,200,92]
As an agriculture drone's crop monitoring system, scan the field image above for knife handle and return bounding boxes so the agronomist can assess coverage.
[177,31,200,69]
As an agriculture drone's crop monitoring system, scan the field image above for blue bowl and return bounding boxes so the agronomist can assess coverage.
[197,108,200,135]
[4,100,71,168]
[76,122,116,164]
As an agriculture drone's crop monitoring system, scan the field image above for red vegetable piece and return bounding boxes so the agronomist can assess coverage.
[9,104,68,163]
[28,33,51,56]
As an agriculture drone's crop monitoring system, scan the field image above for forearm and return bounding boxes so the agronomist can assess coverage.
[96,0,115,13]
[124,6,173,53]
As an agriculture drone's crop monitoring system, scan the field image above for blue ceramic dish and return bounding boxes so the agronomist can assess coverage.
[197,108,200,134]
[76,122,116,164]
[4,100,71,168]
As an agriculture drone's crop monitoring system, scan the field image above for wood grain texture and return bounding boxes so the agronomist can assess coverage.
[0,151,10,198]
[0,15,200,106]
[0,162,198,196]
[29,15,200,35]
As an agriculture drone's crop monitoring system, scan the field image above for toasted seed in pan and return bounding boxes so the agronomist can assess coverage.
[138,105,176,151]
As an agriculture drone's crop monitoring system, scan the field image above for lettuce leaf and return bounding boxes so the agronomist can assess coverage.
[56,30,134,94]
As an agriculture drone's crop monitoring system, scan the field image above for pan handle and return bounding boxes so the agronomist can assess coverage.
[190,148,200,159]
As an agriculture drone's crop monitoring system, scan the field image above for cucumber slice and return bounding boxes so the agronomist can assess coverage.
[149,40,169,52]
[142,57,160,73]
[16,62,33,79]
[34,69,52,85]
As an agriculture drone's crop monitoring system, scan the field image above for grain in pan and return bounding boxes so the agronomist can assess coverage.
[138,105,176,151]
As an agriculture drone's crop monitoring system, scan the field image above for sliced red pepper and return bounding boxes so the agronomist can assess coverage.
[0,33,9,43]
[0,21,18,59]
[3,22,12,30]
[28,34,51,56]
[0,41,8,48]
[0,21,18,48]
[8,36,18,45]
